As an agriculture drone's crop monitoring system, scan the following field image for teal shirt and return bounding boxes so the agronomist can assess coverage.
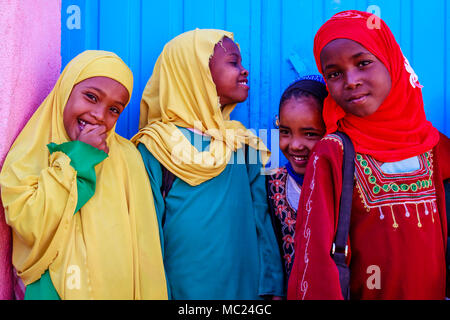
[138,128,283,299]
[24,141,107,300]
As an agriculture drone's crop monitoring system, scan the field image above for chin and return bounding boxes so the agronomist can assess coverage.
[292,167,306,176]
[233,94,248,103]
[237,91,249,101]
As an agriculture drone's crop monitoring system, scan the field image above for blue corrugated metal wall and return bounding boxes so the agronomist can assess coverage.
[61,0,450,149]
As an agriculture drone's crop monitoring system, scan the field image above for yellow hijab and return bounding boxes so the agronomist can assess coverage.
[131,29,270,186]
[0,51,167,299]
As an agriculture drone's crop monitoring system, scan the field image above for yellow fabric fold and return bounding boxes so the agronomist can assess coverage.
[0,50,167,299]
[131,29,270,186]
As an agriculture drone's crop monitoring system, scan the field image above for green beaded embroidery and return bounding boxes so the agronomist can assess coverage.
[357,153,432,194]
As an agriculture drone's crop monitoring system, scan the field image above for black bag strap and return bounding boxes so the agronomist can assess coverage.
[331,131,355,300]
[160,164,175,227]
[160,164,175,201]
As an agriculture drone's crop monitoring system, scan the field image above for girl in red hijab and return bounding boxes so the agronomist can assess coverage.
[287,10,450,300]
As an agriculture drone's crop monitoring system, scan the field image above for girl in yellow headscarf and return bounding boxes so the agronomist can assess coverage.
[0,50,167,300]
[132,29,283,299]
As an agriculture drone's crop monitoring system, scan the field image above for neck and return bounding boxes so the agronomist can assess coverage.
[286,162,304,186]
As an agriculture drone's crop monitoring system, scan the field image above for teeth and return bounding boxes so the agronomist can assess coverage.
[293,156,307,161]
[78,119,88,131]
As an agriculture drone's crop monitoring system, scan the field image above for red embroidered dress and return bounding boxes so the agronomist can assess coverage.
[288,10,450,300]
[267,167,301,281]
[287,133,450,300]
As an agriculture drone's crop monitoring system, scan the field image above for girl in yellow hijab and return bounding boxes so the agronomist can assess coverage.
[0,50,167,300]
[132,29,283,299]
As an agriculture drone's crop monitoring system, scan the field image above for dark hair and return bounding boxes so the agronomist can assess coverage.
[279,75,328,112]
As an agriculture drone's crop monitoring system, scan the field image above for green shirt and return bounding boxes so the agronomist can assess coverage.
[138,128,283,299]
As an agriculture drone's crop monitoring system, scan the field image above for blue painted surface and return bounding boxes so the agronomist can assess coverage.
[61,0,450,166]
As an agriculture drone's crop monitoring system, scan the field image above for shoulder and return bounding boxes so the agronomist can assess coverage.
[114,134,138,150]
[435,132,450,159]
[312,133,345,158]
[300,134,347,179]
[434,132,450,179]
[321,133,345,149]
[132,141,160,166]
[110,135,161,167]
[111,134,146,164]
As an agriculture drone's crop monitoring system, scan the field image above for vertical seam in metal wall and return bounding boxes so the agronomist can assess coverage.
[410,0,413,62]
[250,0,255,129]
[247,0,250,126]
[280,1,284,122]
[444,0,448,133]
[265,0,269,132]
[96,0,100,49]
[223,0,227,29]
[139,0,143,135]
[322,0,326,24]
[139,0,143,98]
[131,0,143,137]
[128,0,132,137]
[182,0,185,31]
[258,0,263,130]
[84,0,100,50]
[138,0,142,79]
[399,0,402,45]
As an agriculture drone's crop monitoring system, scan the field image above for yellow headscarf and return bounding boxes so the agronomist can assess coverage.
[131,29,270,186]
[0,50,167,299]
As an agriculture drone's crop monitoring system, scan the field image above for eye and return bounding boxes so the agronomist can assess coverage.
[279,128,290,135]
[358,60,373,67]
[305,132,321,138]
[109,106,121,115]
[326,71,341,80]
[85,92,98,102]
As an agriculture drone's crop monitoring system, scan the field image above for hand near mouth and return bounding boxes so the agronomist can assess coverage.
[77,124,109,154]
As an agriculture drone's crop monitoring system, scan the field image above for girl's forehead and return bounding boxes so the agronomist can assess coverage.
[282,95,321,112]
[320,38,389,72]
[322,38,370,56]
[75,76,125,91]
[214,37,239,53]
[320,39,375,69]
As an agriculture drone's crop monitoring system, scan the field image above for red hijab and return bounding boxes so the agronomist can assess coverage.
[314,10,439,162]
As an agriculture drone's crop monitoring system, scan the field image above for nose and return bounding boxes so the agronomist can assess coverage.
[344,69,362,90]
[289,138,306,152]
[241,66,249,77]
[90,106,106,123]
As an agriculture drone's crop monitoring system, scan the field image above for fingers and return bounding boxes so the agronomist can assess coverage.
[77,124,109,154]
[84,124,107,135]
[97,141,109,154]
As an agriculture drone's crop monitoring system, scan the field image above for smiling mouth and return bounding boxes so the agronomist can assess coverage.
[291,155,308,162]
[238,80,249,88]
[78,118,91,131]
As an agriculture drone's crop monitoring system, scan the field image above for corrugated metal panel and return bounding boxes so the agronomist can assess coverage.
[61,0,449,144]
